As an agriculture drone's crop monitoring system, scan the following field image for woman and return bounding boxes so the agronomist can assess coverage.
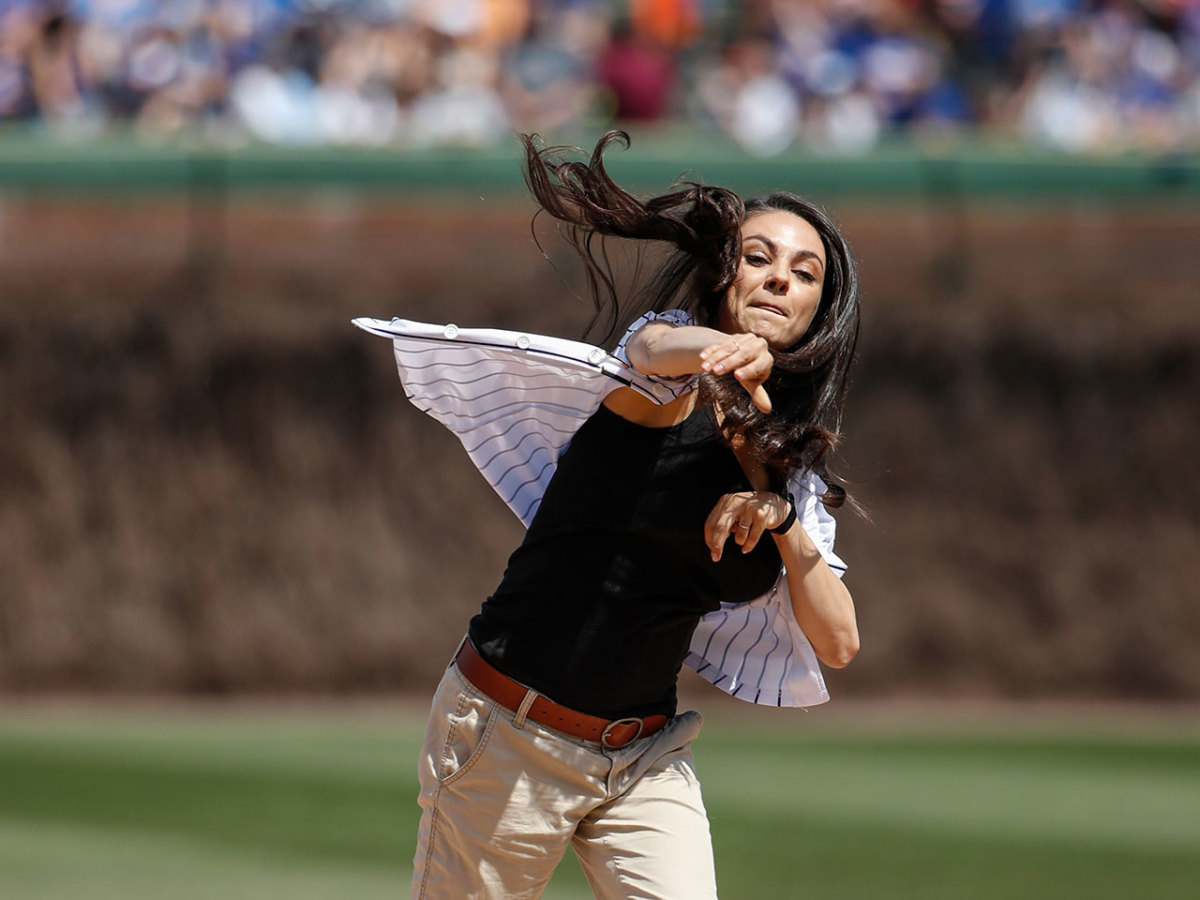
[361,131,860,899]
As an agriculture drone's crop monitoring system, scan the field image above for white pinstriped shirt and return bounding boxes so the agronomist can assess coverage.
[354,311,847,708]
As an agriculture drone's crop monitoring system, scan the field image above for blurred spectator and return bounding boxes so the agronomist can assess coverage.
[629,0,702,47]
[27,9,87,121]
[697,38,801,153]
[596,20,677,120]
[0,0,1195,154]
[501,3,602,131]
[407,44,509,145]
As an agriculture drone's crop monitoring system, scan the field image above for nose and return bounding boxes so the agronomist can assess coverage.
[764,268,789,295]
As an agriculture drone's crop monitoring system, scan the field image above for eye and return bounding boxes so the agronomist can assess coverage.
[745,253,768,267]
[793,270,817,284]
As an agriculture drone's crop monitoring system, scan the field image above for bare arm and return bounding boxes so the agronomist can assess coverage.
[625,322,775,413]
[704,491,859,669]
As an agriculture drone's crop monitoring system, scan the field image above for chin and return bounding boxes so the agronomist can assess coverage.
[745,319,792,348]
[749,310,814,348]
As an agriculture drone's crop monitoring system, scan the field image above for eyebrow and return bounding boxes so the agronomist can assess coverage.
[745,235,825,269]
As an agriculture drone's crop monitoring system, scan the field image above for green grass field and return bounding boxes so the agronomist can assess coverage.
[0,703,1197,899]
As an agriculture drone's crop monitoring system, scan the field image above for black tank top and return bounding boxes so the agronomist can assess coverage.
[468,402,782,719]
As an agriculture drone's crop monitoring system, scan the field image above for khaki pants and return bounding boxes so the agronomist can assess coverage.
[412,661,719,900]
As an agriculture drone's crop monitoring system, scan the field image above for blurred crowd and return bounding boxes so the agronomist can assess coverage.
[1,0,1197,154]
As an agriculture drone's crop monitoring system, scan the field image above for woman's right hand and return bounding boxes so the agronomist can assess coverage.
[700,333,774,413]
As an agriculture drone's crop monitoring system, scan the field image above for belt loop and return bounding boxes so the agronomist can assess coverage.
[512,689,537,730]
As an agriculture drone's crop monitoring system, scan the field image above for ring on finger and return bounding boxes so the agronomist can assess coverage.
[736,522,750,530]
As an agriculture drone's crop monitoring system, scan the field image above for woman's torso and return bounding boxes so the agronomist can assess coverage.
[468,401,782,719]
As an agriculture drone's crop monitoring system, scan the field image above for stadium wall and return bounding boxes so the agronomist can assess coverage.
[0,146,1196,698]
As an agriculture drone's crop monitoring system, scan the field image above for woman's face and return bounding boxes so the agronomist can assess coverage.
[718,209,826,350]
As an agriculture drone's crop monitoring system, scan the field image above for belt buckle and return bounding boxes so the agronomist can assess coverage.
[600,717,644,749]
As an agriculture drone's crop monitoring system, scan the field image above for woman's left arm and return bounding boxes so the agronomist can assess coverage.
[705,492,859,669]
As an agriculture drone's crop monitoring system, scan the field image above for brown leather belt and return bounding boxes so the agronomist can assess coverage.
[454,640,667,749]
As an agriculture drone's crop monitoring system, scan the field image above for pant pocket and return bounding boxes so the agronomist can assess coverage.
[436,669,499,785]
[618,709,705,789]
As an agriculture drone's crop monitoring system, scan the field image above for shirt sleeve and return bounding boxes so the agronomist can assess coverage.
[352,317,616,526]
[684,468,846,708]
[611,309,700,401]
[789,469,847,577]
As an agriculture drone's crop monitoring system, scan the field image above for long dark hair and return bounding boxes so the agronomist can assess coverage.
[522,131,860,507]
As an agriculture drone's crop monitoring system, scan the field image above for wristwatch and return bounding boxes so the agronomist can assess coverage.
[767,493,796,534]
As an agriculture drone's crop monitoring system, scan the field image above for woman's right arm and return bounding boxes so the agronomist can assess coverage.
[625,322,775,413]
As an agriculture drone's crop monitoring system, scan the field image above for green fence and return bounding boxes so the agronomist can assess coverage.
[1,133,1197,198]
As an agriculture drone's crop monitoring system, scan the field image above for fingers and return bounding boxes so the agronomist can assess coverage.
[735,514,768,555]
[704,500,733,562]
[705,492,775,561]
[705,494,747,562]
[699,334,768,378]
[700,334,773,413]
[747,383,773,414]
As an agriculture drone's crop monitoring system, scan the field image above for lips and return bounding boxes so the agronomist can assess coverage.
[748,301,788,318]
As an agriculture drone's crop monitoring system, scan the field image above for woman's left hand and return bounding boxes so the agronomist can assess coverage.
[705,491,792,561]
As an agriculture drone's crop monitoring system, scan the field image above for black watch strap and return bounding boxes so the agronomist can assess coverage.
[768,493,797,534]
